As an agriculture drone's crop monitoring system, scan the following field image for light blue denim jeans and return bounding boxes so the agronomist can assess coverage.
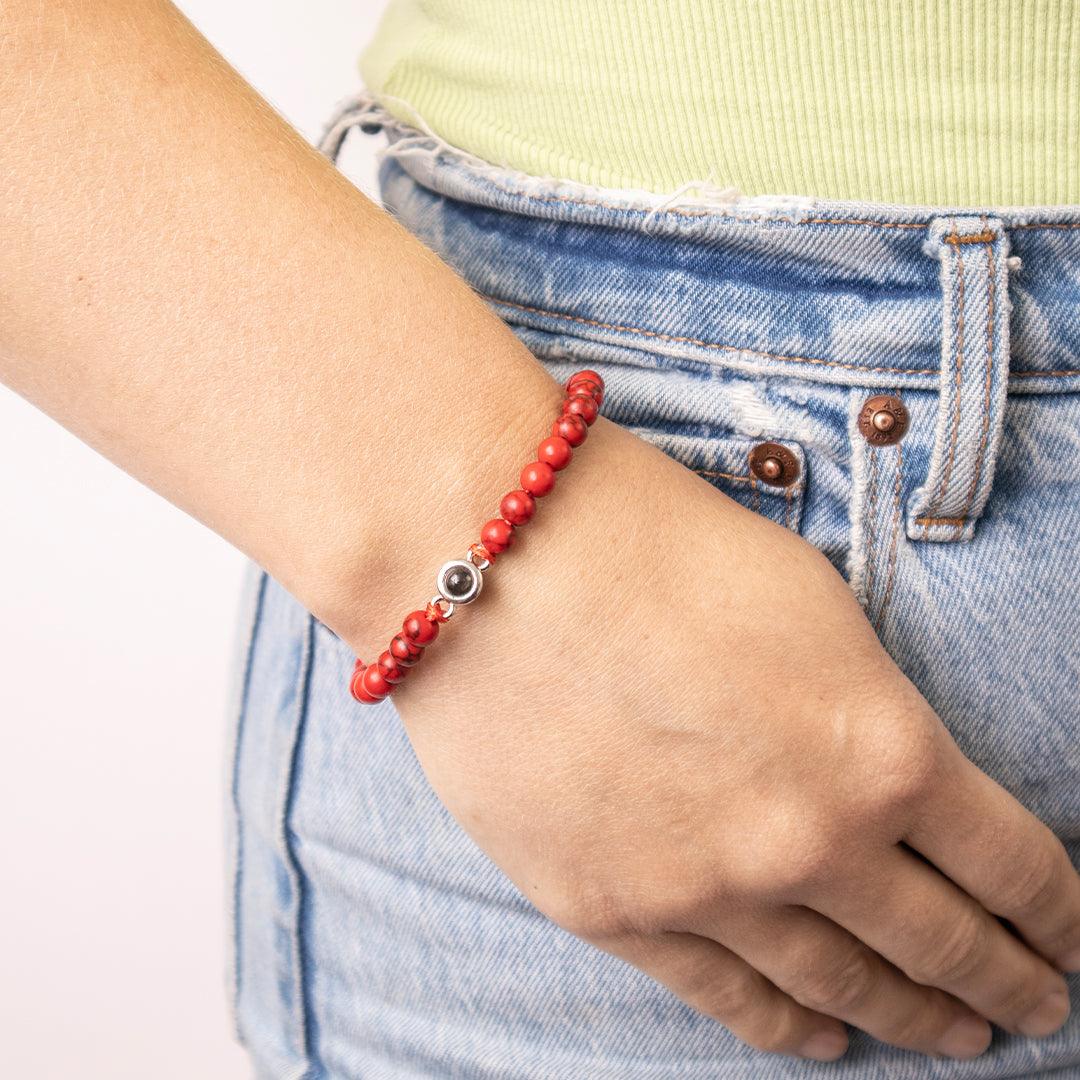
[226,97,1080,1078]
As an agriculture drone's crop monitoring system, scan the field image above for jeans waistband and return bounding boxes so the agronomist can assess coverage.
[323,93,1080,396]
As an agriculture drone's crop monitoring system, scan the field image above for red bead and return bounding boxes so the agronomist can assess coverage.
[362,663,393,699]
[566,370,603,393]
[564,393,599,425]
[350,665,383,703]
[350,665,367,699]
[402,610,440,646]
[574,383,604,406]
[537,435,573,471]
[500,489,536,525]
[390,634,424,665]
[481,518,515,554]
[553,414,588,447]
[566,377,604,405]
[521,460,556,497]
[569,368,602,383]
[566,379,604,404]
[377,650,408,684]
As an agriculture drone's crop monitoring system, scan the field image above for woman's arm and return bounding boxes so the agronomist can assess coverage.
[4,0,1079,1063]
[0,0,561,632]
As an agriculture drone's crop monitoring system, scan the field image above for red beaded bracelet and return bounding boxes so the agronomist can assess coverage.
[350,369,605,704]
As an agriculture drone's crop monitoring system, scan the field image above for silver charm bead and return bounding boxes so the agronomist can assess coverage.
[436,559,483,605]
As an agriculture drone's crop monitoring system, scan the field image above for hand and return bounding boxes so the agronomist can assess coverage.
[352,415,1080,1062]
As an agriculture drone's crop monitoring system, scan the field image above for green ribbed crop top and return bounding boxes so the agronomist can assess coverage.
[360,0,1078,207]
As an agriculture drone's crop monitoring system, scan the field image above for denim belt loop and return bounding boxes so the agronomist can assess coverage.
[316,90,383,164]
[906,215,1013,543]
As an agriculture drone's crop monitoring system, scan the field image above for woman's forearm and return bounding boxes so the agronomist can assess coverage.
[0,0,562,639]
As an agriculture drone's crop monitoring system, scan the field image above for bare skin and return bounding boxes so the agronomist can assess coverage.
[3,0,1078,1063]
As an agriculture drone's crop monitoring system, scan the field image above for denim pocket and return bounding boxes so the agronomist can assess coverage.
[629,425,806,533]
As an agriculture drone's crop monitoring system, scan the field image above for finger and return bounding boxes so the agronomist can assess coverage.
[907,749,1080,972]
[816,845,1072,1038]
[605,931,849,1061]
[714,906,991,1059]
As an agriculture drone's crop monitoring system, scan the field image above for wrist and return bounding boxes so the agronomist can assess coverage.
[305,365,568,651]
[350,406,694,718]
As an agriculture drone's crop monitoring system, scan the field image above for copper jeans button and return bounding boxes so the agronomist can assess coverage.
[858,395,909,446]
[749,442,800,486]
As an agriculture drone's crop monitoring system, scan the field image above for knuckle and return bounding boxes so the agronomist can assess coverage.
[912,909,990,985]
[551,874,729,942]
[744,837,840,901]
[546,886,643,941]
[884,1008,934,1049]
[989,839,1063,919]
[786,947,877,1013]
[745,1022,800,1057]
[867,723,940,815]
[694,966,762,1025]
[984,974,1050,1021]
[883,994,954,1049]
[1045,919,1080,961]
[735,1005,805,1056]
[675,956,803,1056]
[723,801,849,902]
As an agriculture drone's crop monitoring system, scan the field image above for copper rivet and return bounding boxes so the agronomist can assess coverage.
[858,395,909,446]
[749,442,800,487]
[759,456,783,480]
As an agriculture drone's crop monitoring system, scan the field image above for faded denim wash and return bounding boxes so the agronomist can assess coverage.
[226,96,1080,1078]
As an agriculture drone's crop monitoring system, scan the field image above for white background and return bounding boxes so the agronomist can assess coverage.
[0,3,388,1076]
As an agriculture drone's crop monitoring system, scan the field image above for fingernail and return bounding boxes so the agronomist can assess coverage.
[937,1015,992,1059]
[1057,948,1080,973]
[800,1028,848,1061]
[1018,991,1071,1038]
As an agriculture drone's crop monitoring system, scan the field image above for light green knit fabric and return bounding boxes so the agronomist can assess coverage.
[360,0,1079,207]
